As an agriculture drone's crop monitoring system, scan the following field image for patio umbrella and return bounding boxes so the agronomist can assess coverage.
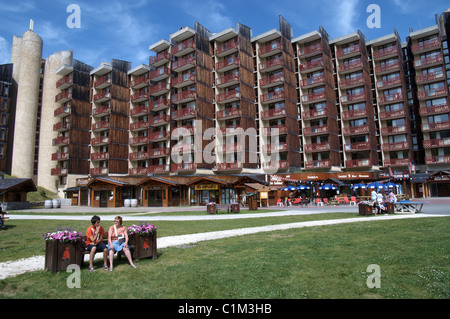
[318,184,338,190]
[281,185,297,191]
[384,182,399,188]
[352,183,367,189]
[296,184,311,190]
[367,181,387,189]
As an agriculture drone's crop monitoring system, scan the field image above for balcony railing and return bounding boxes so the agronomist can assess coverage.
[259,56,283,72]
[258,41,282,57]
[376,77,402,89]
[216,107,241,120]
[148,130,170,141]
[216,57,239,72]
[172,143,194,153]
[300,59,324,72]
[91,136,109,146]
[90,167,108,176]
[129,151,149,161]
[148,82,170,97]
[338,60,364,73]
[260,90,284,104]
[149,51,171,67]
[345,158,372,168]
[382,141,409,151]
[303,124,329,136]
[56,75,73,89]
[93,75,111,88]
[260,73,285,88]
[130,120,149,131]
[417,88,447,100]
[263,160,289,170]
[419,103,450,116]
[426,155,450,164]
[129,167,149,175]
[172,40,195,56]
[172,107,196,120]
[216,90,240,103]
[172,125,194,137]
[300,74,325,88]
[217,143,243,153]
[51,152,69,161]
[171,162,197,172]
[148,147,170,158]
[149,114,171,127]
[216,73,239,88]
[216,162,243,171]
[411,37,441,53]
[340,92,368,104]
[172,56,196,72]
[304,142,330,152]
[149,98,170,112]
[380,125,408,135]
[129,135,149,145]
[343,125,369,135]
[51,167,68,176]
[414,54,444,68]
[52,136,70,146]
[374,61,400,74]
[421,121,450,131]
[378,92,404,104]
[92,105,111,117]
[215,41,238,56]
[53,121,70,132]
[302,108,328,120]
[383,158,411,167]
[379,107,406,119]
[260,107,286,120]
[415,71,444,84]
[218,125,242,135]
[423,138,450,148]
[298,42,323,57]
[262,143,288,152]
[55,90,72,103]
[91,152,109,161]
[172,90,196,104]
[339,75,364,89]
[54,104,71,117]
[336,44,362,58]
[131,74,150,88]
[304,159,332,169]
[130,104,148,117]
[93,90,110,103]
[148,164,170,174]
[91,121,110,131]
[172,73,196,88]
[262,125,288,135]
[345,141,371,151]
[373,46,398,59]
[341,108,371,119]
[301,91,326,104]
[149,67,170,82]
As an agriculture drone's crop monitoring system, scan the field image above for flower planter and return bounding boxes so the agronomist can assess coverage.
[386,202,394,214]
[129,232,157,261]
[358,203,373,215]
[207,203,216,214]
[230,203,240,213]
[44,240,83,273]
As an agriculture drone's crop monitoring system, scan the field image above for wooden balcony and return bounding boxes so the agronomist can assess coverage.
[148,147,170,158]
[260,90,284,104]
[421,121,450,132]
[149,67,170,82]
[129,167,149,176]
[148,164,170,174]
[338,60,364,73]
[411,37,441,53]
[345,141,371,151]
[92,105,111,117]
[304,142,330,153]
[149,98,170,112]
[130,120,149,131]
[91,136,109,146]
[426,155,450,164]
[339,75,365,89]
[93,90,110,103]
[129,135,149,146]
[419,103,450,116]
[336,44,362,59]
[216,57,239,73]
[172,39,195,57]
[51,167,68,176]
[130,104,149,117]
[373,46,398,60]
[217,90,240,104]
[258,41,282,57]
[304,159,332,169]
[423,138,450,149]
[259,57,283,73]
[415,70,445,84]
[262,125,288,135]
[131,74,150,89]
[260,107,286,120]
[149,114,170,127]
[340,92,369,104]
[55,90,72,103]
[148,82,170,97]
[260,73,285,88]
[417,88,447,100]
[263,160,289,170]
[93,75,111,89]
[215,41,238,57]
[90,167,108,176]
[129,151,149,161]
[92,121,110,132]
[53,121,70,132]
[56,75,73,90]
[383,158,411,167]
[379,107,406,120]
[172,56,196,73]
[216,107,241,120]
[341,108,372,120]
[262,142,288,152]
[376,76,402,89]
[343,125,370,135]
[149,51,171,67]
[51,152,69,161]
[300,74,325,88]
[172,90,196,104]
[91,152,109,161]
[302,91,327,104]
[171,162,197,172]
[345,158,372,168]
[148,130,170,142]
[300,59,324,73]
[172,107,196,121]
[298,42,323,57]
[52,136,70,146]
[172,73,196,88]
[414,54,444,69]
[302,124,330,136]
[382,141,409,151]
[216,73,239,88]
[380,125,408,135]
[378,92,404,105]
[216,162,243,171]
[374,61,401,74]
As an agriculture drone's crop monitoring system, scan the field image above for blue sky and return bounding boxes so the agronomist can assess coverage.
[0,0,448,68]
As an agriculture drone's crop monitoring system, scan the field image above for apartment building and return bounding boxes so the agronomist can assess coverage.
[3,9,450,201]
[0,64,13,173]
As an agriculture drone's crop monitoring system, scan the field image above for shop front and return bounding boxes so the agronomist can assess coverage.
[187,177,233,205]
[137,177,183,207]
[87,177,130,208]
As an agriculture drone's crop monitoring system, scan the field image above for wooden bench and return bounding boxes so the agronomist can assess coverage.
[394,201,426,214]
[215,204,230,213]
[80,235,136,266]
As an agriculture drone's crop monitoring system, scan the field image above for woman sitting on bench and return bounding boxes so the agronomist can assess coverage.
[107,216,136,271]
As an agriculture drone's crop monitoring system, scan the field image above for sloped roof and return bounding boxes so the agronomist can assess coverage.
[0,178,37,192]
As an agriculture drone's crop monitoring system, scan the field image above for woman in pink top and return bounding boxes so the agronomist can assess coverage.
[107,216,136,271]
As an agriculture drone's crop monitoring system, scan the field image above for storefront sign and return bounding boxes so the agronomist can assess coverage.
[194,184,219,191]
[260,191,268,199]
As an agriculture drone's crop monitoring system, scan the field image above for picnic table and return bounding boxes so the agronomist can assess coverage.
[394,200,426,214]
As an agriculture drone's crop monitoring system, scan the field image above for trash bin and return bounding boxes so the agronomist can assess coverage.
[207,203,216,214]
[231,203,240,213]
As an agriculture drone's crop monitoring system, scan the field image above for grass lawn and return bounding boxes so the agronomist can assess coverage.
[0,215,449,299]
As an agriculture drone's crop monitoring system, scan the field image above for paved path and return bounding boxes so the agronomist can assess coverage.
[1,210,448,280]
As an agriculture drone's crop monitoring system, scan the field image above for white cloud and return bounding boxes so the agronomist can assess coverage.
[179,0,233,32]
[333,0,360,35]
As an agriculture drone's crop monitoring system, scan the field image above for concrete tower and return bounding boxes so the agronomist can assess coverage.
[10,25,43,179]
[38,50,73,193]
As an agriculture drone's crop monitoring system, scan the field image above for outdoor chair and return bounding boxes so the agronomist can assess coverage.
[276,199,283,207]
[350,196,357,206]
[315,198,323,206]
[292,198,302,205]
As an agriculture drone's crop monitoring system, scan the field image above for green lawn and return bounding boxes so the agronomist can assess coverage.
[0,215,449,299]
